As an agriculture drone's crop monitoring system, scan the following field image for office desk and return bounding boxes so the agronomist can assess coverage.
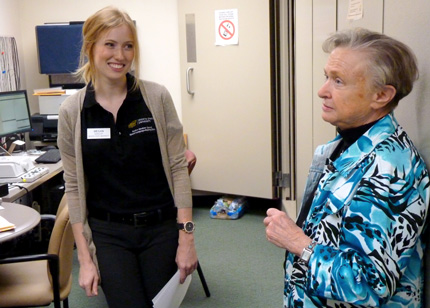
[0,203,41,243]
[2,161,63,203]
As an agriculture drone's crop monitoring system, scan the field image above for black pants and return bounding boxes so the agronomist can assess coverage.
[89,217,179,308]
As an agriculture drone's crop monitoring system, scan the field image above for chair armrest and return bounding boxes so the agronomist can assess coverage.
[40,214,57,222]
[0,253,58,264]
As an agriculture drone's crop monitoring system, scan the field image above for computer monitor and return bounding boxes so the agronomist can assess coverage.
[35,23,86,89]
[36,23,84,75]
[0,90,32,138]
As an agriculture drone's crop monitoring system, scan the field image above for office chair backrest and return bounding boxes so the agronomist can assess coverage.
[47,195,74,297]
[55,194,68,217]
[185,149,196,175]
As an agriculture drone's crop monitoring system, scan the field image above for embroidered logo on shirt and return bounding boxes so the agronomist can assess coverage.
[129,117,156,136]
[128,120,137,129]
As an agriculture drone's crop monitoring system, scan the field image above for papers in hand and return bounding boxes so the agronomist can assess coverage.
[152,270,192,308]
[0,215,15,232]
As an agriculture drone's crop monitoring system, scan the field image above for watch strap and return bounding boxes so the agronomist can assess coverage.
[177,221,195,233]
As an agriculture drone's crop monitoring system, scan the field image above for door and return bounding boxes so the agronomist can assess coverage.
[178,0,286,199]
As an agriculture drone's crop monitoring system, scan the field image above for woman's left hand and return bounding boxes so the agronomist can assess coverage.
[176,232,198,283]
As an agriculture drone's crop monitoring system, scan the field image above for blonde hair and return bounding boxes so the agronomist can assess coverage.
[76,6,140,90]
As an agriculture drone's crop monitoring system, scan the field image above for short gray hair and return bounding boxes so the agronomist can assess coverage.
[322,28,418,108]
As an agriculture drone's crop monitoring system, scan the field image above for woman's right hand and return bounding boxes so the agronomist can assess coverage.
[264,208,312,256]
[79,258,100,296]
[71,222,100,296]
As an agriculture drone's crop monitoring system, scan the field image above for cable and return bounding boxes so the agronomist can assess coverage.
[8,184,29,194]
[8,183,30,206]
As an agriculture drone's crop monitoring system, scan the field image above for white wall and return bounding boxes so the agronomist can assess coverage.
[1,0,182,118]
[0,0,26,90]
[0,1,20,36]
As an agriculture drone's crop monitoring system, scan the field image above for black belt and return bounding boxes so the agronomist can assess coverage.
[89,207,177,227]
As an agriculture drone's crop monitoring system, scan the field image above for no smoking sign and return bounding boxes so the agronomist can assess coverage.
[215,9,239,46]
[219,20,235,40]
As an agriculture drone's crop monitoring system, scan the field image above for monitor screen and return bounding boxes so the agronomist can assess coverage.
[0,90,32,138]
[36,23,84,75]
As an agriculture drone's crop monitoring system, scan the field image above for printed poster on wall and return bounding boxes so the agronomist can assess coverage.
[215,9,239,46]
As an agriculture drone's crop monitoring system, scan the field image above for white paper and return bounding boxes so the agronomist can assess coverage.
[47,115,59,120]
[347,0,363,21]
[152,270,192,308]
[12,140,25,146]
[0,215,15,232]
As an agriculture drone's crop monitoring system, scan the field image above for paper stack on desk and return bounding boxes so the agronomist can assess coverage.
[0,215,15,232]
[33,87,66,96]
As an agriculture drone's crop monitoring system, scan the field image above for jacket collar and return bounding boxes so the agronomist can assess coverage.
[331,112,398,177]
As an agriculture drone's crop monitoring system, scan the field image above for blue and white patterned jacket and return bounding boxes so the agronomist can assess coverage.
[285,113,430,307]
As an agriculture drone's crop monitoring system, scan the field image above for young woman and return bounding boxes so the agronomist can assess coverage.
[57,6,197,307]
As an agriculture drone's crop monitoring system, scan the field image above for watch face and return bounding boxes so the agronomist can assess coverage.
[301,249,312,262]
[184,221,195,232]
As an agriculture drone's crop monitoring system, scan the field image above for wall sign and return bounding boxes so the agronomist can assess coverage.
[347,0,364,20]
[215,9,239,46]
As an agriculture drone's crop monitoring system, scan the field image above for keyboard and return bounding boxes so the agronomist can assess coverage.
[35,149,61,164]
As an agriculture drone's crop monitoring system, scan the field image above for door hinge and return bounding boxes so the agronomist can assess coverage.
[273,172,290,188]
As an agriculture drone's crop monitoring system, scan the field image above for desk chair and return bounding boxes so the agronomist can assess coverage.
[0,195,74,308]
[185,149,211,298]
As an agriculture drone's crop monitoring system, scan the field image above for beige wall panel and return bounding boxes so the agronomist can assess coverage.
[312,1,337,155]
[384,0,430,167]
[294,0,316,214]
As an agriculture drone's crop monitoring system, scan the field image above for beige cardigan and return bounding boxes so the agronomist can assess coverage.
[57,79,192,265]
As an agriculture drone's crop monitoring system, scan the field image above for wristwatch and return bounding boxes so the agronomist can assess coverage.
[299,241,317,265]
[177,221,195,233]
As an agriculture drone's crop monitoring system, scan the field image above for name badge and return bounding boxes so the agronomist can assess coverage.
[87,128,111,139]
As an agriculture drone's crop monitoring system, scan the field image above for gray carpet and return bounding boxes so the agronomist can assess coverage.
[42,196,285,307]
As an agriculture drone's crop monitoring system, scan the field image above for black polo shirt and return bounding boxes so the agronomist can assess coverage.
[81,75,174,214]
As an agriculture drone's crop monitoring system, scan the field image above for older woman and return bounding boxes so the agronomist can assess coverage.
[265,28,430,307]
